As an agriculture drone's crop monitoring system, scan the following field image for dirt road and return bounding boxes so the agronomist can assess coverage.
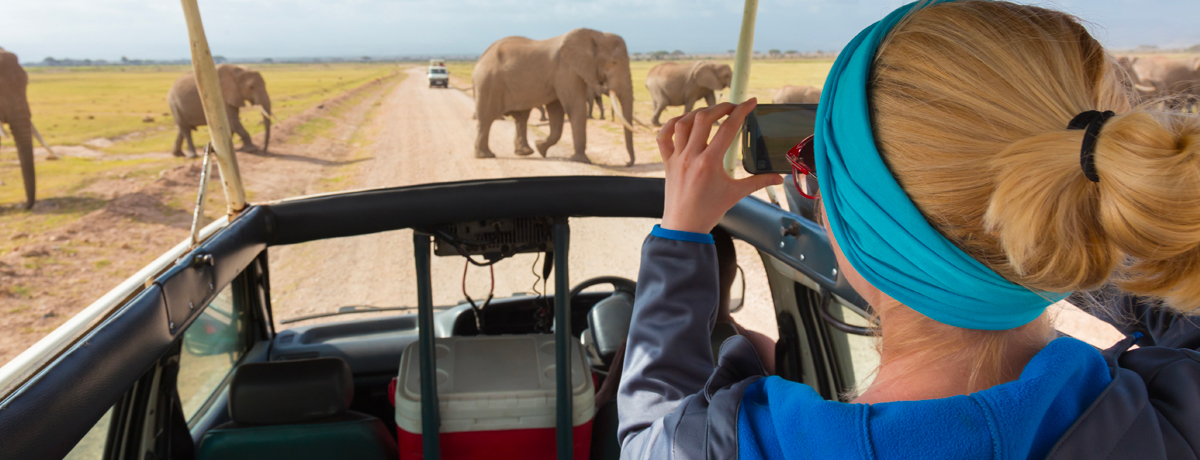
[268,68,780,339]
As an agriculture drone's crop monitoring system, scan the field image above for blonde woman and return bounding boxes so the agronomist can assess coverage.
[617,1,1200,459]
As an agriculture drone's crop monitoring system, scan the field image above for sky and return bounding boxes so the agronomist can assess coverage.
[2,0,1197,62]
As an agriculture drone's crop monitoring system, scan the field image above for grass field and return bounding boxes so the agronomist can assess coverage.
[442,58,834,124]
[23,63,400,154]
[0,63,403,258]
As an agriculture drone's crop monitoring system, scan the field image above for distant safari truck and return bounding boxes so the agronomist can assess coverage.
[428,59,449,88]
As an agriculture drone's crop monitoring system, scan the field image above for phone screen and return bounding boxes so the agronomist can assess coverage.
[741,104,819,174]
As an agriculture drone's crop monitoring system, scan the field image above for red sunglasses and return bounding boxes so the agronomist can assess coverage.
[786,134,819,199]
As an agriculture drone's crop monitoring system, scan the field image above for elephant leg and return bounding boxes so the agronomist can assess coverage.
[230,111,257,153]
[565,101,590,164]
[596,94,605,120]
[539,106,547,122]
[172,128,187,157]
[475,114,497,159]
[683,99,695,114]
[587,98,594,119]
[535,101,565,157]
[511,109,535,156]
[185,129,198,159]
[651,101,666,127]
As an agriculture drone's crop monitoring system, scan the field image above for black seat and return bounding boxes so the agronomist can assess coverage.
[196,357,397,460]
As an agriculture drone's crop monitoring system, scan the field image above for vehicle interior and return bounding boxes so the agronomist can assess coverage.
[0,175,881,460]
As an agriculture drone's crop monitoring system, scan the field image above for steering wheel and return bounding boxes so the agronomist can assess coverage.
[568,276,637,300]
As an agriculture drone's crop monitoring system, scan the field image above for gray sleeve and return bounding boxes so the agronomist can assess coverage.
[617,235,768,459]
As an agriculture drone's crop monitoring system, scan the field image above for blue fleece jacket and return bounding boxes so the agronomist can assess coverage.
[739,337,1111,460]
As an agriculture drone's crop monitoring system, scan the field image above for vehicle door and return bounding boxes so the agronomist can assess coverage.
[0,208,275,460]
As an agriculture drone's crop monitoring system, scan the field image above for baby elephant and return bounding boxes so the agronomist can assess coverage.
[167,64,273,158]
[646,61,732,126]
[773,85,822,104]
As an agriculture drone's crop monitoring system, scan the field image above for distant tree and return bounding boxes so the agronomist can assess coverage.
[785,50,798,54]
[362,56,372,61]
[262,58,274,63]
[727,49,735,54]
[42,57,57,65]
[768,49,781,57]
[652,50,668,60]
[213,55,228,64]
[121,56,130,63]
[1189,44,1200,53]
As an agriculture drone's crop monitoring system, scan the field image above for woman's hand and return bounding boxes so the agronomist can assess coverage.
[658,99,783,234]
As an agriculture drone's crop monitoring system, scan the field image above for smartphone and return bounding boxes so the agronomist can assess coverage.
[741,104,819,175]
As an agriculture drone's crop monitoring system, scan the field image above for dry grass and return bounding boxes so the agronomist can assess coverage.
[21,63,401,154]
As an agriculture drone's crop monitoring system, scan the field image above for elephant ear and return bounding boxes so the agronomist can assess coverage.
[561,29,603,90]
[217,65,244,107]
[691,62,722,91]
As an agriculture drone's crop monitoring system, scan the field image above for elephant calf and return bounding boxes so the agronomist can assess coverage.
[167,64,273,158]
[645,61,732,126]
[773,85,822,104]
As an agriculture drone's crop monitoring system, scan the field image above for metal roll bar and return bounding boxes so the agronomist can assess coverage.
[723,0,760,175]
[179,0,247,215]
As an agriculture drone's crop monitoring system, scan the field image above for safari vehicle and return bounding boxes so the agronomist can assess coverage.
[0,3,878,460]
[428,61,449,88]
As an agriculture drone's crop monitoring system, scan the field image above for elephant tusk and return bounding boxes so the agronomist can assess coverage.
[31,124,59,160]
[259,108,278,123]
[610,90,636,132]
[1134,83,1157,93]
[0,124,8,138]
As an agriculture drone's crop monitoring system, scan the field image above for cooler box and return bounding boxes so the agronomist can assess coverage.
[394,334,595,460]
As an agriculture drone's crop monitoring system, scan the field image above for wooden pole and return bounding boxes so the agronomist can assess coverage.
[179,0,247,215]
[723,0,759,175]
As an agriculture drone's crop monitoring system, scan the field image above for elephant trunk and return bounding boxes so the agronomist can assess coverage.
[610,88,636,166]
[260,100,272,153]
[8,118,36,209]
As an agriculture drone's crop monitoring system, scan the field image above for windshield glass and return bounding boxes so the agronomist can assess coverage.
[0,1,1163,367]
[270,217,777,342]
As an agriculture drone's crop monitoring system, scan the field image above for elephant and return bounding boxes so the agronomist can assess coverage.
[167,64,272,158]
[472,28,637,166]
[0,47,58,209]
[645,61,732,126]
[1118,56,1200,108]
[773,85,822,104]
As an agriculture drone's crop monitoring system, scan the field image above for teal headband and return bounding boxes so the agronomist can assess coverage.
[813,0,1070,330]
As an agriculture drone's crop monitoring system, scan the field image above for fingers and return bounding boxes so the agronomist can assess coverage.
[734,173,784,197]
[657,116,679,161]
[674,111,694,156]
[685,102,736,153]
[706,98,757,158]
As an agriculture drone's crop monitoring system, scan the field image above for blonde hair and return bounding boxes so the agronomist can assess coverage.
[861,1,1200,390]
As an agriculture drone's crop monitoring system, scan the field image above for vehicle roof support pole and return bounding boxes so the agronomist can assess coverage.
[552,219,572,460]
[179,0,248,215]
[723,0,760,176]
[414,233,441,459]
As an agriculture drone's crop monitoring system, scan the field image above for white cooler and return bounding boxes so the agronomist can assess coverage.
[393,334,595,460]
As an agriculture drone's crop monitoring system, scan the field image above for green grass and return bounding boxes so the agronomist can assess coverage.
[442,58,833,124]
[23,63,401,154]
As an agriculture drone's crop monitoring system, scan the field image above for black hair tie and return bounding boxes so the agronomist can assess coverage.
[1067,110,1115,183]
